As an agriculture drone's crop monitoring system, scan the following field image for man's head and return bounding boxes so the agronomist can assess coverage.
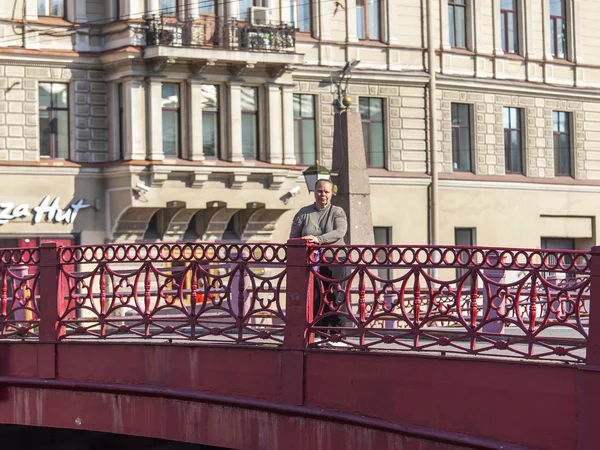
[314,179,333,209]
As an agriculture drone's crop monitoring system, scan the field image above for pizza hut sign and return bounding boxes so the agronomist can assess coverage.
[0,196,90,225]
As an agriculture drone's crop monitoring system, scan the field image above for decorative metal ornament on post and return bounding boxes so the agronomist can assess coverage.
[302,162,333,193]
[335,59,360,111]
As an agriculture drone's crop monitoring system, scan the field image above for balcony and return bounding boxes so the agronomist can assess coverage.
[143,15,304,70]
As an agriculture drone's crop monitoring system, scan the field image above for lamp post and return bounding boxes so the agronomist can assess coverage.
[302,162,334,192]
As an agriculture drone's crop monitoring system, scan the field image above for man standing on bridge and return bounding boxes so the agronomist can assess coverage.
[289,179,349,347]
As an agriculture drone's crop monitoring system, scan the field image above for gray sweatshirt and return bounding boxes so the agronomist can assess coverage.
[289,203,348,244]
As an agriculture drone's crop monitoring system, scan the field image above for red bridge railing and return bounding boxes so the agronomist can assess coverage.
[0,240,595,364]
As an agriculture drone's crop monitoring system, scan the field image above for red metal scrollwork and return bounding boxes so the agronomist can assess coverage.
[310,245,589,362]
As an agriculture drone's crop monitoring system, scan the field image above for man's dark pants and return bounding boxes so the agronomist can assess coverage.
[313,265,348,333]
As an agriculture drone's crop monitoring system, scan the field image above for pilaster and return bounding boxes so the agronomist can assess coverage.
[147,0,160,16]
[187,0,200,18]
[187,79,205,162]
[147,78,164,161]
[227,82,244,163]
[125,0,144,19]
[346,0,358,42]
[266,84,283,164]
[123,77,146,160]
[386,0,399,45]
[282,85,296,165]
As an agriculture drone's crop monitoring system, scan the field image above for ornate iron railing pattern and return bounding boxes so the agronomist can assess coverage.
[310,245,590,362]
[0,247,40,339]
[145,16,296,53]
[57,243,287,343]
[0,241,593,363]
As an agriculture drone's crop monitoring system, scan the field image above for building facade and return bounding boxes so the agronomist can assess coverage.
[0,0,599,251]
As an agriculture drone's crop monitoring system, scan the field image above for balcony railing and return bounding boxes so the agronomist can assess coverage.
[145,15,296,53]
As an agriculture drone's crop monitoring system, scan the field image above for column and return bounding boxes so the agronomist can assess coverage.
[542,0,552,60]
[147,0,160,17]
[147,78,164,161]
[440,0,451,50]
[345,0,358,42]
[23,0,40,49]
[187,79,205,161]
[265,0,276,23]
[472,0,482,53]
[227,82,244,163]
[228,0,240,19]
[281,85,296,165]
[572,0,583,64]
[266,84,283,164]
[187,0,200,19]
[107,82,119,161]
[75,0,88,22]
[74,0,89,51]
[386,0,399,45]
[491,0,502,55]
[24,0,37,21]
[317,0,330,40]
[123,77,146,160]
[280,0,291,23]
[124,0,144,19]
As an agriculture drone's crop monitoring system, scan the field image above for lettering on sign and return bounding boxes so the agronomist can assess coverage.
[0,196,90,225]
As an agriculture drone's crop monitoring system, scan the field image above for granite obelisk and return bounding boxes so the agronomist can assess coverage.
[331,108,375,245]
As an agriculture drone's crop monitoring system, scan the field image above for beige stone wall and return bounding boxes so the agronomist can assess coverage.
[437,88,597,179]
[293,79,427,173]
[0,64,108,163]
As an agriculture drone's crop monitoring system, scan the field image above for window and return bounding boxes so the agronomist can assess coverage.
[553,111,571,176]
[162,83,181,158]
[39,82,69,159]
[38,0,65,17]
[455,228,476,286]
[159,0,178,15]
[117,83,124,160]
[293,94,316,165]
[202,85,220,158]
[451,103,472,172]
[448,0,467,48]
[550,0,567,59]
[241,87,259,159]
[503,107,523,174]
[356,0,381,40]
[500,0,519,54]
[541,238,575,280]
[374,227,392,281]
[359,98,385,168]
[291,0,311,32]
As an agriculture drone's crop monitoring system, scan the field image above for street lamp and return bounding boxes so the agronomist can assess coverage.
[302,162,333,193]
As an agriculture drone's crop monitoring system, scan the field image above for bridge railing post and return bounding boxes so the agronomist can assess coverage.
[280,238,312,406]
[36,242,62,379]
[39,243,61,342]
[586,246,600,366]
[284,238,312,349]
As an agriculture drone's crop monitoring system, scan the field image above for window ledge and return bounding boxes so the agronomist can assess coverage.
[498,52,525,61]
[443,47,476,56]
[33,16,74,27]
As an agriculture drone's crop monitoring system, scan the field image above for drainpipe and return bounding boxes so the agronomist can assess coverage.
[426,0,439,248]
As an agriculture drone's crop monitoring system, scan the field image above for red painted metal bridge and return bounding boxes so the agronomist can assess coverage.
[0,240,599,449]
